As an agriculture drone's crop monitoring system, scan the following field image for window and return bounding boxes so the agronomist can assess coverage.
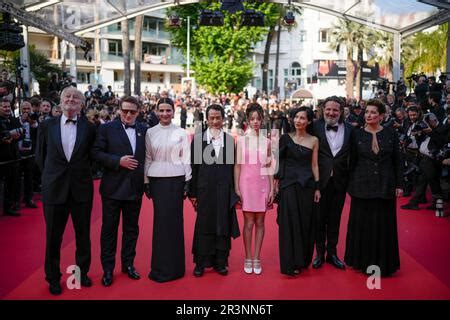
[291,62,301,77]
[143,17,157,31]
[77,72,90,84]
[108,40,122,56]
[284,69,288,77]
[319,29,330,43]
[289,62,302,87]
[300,30,307,42]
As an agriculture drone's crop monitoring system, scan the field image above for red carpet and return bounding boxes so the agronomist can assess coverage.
[1,181,450,300]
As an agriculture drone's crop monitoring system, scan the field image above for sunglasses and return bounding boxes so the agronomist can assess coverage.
[121,109,138,115]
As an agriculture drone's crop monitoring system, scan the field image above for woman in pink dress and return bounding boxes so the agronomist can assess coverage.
[234,103,274,275]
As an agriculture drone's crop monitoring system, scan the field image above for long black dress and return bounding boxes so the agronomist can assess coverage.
[276,134,316,276]
[345,127,401,277]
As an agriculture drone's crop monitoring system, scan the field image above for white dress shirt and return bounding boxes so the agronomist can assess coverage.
[61,114,77,161]
[325,122,344,157]
[206,128,224,158]
[144,123,192,182]
[122,123,136,155]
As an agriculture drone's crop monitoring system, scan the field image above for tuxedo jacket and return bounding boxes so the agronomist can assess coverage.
[91,119,147,201]
[35,115,97,205]
[313,119,352,191]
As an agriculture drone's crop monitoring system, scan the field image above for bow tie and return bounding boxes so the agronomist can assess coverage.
[326,124,338,132]
[65,119,77,125]
[124,123,136,129]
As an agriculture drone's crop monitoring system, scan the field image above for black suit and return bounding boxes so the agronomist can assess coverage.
[313,120,352,258]
[35,116,96,283]
[189,131,240,268]
[91,119,147,272]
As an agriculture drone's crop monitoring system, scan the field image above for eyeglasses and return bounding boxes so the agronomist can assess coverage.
[121,109,138,115]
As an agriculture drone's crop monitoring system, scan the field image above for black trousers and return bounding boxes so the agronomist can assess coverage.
[100,197,142,272]
[0,162,19,211]
[315,177,346,257]
[17,156,34,203]
[44,198,92,283]
[410,156,442,205]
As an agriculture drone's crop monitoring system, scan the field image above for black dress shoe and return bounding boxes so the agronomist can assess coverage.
[49,281,62,295]
[312,256,325,269]
[4,209,20,216]
[25,200,38,208]
[102,271,113,287]
[122,266,141,280]
[213,266,228,276]
[193,265,204,277]
[401,203,419,210]
[81,275,92,287]
[326,254,346,270]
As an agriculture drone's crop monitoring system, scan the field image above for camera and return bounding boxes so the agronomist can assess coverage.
[411,121,428,134]
[436,146,450,163]
[1,127,23,141]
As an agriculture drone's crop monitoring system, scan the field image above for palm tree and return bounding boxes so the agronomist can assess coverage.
[354,25,379,100]
[369,32,394,81]
[134,15,144,95]
[402,23,447,77]
[121,0,130,96]
[122,19,131,96]
[329,19,361,99]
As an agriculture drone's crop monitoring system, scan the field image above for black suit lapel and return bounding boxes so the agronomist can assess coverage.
[51,116,65,160]
[318,120,333,157]
[114,120,134,155]
[134,123,146,158]
[72,117,87,159]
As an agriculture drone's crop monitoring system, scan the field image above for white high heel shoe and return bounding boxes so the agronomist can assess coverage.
[244,259,253,274]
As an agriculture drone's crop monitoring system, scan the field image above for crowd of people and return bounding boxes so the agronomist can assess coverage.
[1,70,449,296]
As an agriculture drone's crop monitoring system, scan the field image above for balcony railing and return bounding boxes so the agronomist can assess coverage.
[103,26,170,41]
[100,52,185,65]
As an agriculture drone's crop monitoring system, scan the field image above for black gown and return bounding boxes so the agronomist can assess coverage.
[149,176,185,282]
[276,134,316,276]
[345,127,401,277]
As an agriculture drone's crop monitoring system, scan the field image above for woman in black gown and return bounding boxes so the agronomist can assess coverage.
[275,107,321,276]
[345,99,402,277]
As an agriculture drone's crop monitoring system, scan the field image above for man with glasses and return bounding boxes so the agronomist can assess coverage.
[92,96,147,287]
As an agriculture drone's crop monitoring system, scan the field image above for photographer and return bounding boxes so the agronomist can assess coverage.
[0,97,23,216]
[17,100,38,208]
[428,91,446,123]
[401,113,446,210]
[414,75,429,105]
[402,106,428,196]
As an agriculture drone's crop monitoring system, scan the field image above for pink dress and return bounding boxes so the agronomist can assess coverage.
[238,135,271,212]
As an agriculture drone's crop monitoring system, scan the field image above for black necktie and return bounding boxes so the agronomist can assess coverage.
[65,119,77,125]
[124,123,136,129]
[326,125,338,132]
